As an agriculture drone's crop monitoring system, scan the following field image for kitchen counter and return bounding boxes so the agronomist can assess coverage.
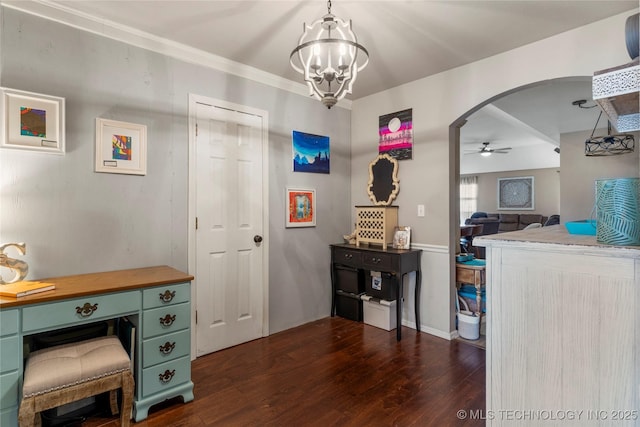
[473,225,639,426]
[475,224,640,256]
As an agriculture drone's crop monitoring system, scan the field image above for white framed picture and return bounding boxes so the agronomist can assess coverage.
[285,187,316,228]
[0,87,65,154]
[95,118,147,175]
[498,176,535,210]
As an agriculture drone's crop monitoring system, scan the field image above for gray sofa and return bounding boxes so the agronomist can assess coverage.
[463,212,559,259]
[465,212,559,234]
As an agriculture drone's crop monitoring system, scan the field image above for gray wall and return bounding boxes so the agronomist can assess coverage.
[0,7,351,334]
[469,167,560,218]
[351,10,637,336]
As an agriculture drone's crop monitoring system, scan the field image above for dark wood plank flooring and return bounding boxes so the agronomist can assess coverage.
[84,317,485,426]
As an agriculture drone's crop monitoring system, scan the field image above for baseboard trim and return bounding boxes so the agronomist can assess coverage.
[401,320,456,341]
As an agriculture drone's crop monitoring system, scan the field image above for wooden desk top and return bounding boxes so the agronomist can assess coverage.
[0,265,193,308]
[330,243,421,255]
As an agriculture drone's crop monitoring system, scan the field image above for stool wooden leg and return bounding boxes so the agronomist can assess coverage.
[18,396,36,427]
[109,389,120,415]
[120,371,134,427]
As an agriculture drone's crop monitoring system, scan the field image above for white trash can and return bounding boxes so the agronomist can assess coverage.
[457,310,480,340]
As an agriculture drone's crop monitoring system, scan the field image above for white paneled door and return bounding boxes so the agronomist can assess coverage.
[194,101,267,356]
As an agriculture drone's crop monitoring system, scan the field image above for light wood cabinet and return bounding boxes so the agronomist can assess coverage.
[355,206,398,250]
[476,226,639,426]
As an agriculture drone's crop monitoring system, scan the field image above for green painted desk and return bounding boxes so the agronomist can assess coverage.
[0,265,194,425]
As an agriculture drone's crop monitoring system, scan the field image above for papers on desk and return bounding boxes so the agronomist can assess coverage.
[0,281,56,298]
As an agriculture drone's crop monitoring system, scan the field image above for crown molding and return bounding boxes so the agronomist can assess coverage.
[1,0,352,110]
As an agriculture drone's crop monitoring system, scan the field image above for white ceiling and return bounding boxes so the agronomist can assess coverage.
[5,0,637,173]
[460,78,605,174]
[32,0,636,100]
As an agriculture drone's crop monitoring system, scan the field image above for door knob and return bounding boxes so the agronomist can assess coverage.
[254,235,263,243]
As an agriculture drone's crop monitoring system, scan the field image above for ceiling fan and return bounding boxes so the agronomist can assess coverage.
[465,142,512,157]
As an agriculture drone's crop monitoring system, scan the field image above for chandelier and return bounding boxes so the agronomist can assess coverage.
[289,0,369,109]
[585,110,635,156]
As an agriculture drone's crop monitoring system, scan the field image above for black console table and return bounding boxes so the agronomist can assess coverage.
[330,244,422,341]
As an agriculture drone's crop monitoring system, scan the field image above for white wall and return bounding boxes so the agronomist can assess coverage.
[0,7,352,335]
[351,10,639,337]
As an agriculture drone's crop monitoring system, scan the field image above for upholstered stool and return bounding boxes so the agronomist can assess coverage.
[18,335,134,427]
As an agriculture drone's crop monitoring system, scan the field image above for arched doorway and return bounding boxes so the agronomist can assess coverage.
[447,76,599,337]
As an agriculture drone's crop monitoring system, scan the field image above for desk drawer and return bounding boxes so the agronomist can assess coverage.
[142,329,190,368]
[1,406,18,427]
[0,370,19,407]
[362,252,394,271]
[141,355,190,397]
[142,302,190,339]
[22,291,141,333]
[333,248,362,268]
[0,335,19,373]
[143,283,190,309]
[0,309,18,336]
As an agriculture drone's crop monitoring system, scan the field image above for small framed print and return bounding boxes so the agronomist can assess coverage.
[1,87,65,154]
[393,226,411,249]
[95,118,147,175]
[286,188,316,228]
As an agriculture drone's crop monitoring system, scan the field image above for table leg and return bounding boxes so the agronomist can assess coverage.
[330,263,336,317]
[475,282,482,319]
[396,273,402,341]
[414,270,421,332]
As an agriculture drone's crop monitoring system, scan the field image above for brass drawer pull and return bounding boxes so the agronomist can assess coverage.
[371,257,381,264]
[158,369,175,383]
[344,253,352,259]
[159,314,176,327]
[159,290,176,303]
[75,302,98,317]
[159,341,176,355]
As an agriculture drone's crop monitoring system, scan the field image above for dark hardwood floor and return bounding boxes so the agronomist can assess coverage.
[85,317,485,426]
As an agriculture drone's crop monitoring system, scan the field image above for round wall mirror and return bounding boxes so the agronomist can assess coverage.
[367,154,400,205]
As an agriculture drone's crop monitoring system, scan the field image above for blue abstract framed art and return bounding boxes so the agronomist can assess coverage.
[292,130,329,174]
